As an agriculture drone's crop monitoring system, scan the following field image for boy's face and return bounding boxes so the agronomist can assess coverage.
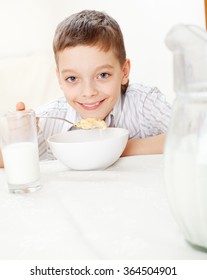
[56,45,130,120]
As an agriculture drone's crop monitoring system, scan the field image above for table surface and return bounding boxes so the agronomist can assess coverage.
[0,155,206,260]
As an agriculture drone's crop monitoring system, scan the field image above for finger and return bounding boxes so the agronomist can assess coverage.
[16,102,25,111]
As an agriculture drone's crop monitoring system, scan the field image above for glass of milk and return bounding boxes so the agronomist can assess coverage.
[0,110,41,193]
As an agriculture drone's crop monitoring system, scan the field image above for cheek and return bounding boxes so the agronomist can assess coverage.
[61,86,75,103]
[109,79,122,97]
[107,87,121,107]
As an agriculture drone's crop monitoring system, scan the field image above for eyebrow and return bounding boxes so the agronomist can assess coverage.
[95,64,114,71]
[61,64,114,74]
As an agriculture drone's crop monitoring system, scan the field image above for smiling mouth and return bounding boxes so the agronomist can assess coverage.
[78,99,105,110]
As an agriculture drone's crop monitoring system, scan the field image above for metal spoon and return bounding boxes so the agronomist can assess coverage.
[37,115,106,129]
[37,115,75,125]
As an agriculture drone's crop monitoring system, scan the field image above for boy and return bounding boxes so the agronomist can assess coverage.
[0,10,171,166]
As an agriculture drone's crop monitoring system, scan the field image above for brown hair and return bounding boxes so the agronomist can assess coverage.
[53,10,129,93]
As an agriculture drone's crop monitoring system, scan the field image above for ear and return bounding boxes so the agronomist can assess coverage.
[56,68,63,90]
[121,59,131,85]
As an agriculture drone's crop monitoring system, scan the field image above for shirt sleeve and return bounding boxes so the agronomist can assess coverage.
[35,98,64,161]
[140,87,172,137]
[37,117,57,161]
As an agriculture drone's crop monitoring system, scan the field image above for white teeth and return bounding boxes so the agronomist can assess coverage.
[83,102,100,107]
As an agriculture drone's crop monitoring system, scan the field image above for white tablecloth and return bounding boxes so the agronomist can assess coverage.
[0,155,206,260]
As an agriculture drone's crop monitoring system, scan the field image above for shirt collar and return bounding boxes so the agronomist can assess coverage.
[105,94,122,127]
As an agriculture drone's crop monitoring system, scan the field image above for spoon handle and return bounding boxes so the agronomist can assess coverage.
[37,115,74,125]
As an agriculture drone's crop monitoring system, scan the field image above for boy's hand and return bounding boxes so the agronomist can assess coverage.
[16,101,26,111]
[16,102,39,132]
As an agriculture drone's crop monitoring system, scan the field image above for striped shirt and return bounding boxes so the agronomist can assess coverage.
[36,83,171,160]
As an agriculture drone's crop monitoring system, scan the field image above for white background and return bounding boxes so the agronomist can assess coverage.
[0,0,205,103]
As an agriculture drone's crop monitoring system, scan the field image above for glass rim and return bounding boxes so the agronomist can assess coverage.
[1,109,35,118]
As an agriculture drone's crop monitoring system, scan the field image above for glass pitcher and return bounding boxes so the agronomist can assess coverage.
[164,24,207,251]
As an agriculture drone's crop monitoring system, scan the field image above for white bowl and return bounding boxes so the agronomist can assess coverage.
[47,127,129,170]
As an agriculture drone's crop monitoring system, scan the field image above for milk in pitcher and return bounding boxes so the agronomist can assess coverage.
[164,135,207,249]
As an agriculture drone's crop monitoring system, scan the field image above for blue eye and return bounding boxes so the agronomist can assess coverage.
[99,72,109,79]
[66,76,77,83]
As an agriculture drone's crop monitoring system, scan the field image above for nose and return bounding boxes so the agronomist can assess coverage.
[81,80,98,98]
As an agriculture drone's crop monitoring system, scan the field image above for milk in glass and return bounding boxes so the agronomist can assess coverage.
[2,142,40,185]
[0,110,41,193]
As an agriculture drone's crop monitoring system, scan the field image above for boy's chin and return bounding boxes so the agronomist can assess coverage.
[79,113,107,120]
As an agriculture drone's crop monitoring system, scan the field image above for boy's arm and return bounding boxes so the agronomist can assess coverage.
[122,134,166,156]
[0,150,3,168]
[1,133,165,166]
